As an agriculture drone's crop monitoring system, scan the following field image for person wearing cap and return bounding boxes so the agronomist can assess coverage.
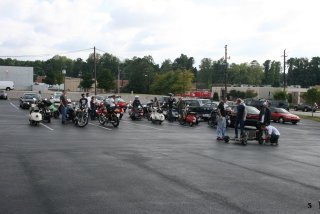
[259,101,271,126]
[234,98,247,139]
[261,125,280,145]
[132,96,142,110]
[216,97,227,140]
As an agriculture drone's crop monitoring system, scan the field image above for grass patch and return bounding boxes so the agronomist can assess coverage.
[296,114,320,123]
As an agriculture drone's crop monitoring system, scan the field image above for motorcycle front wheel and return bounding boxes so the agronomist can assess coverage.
[98,114,106,125]
[77,112,89,127]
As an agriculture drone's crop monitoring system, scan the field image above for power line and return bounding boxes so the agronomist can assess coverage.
[0,48,93,58]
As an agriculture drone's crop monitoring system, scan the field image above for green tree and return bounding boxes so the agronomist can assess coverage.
[245,89,258,98]
[273,90,288,100]
[80,72,94,91]
[151,69,194,95]
[213,92,219,101]
[97,69,115,91]
[301,88,320,104]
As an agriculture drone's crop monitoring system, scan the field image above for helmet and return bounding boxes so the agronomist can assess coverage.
[135,96,139,99]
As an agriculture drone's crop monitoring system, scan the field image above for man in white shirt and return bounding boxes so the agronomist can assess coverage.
[261,125,280,144]
[86,93,91,109]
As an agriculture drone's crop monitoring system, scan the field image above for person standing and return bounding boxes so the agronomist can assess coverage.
[259,102,271,126]
[90,96,96,120]
[60,90,68,124]
[176,97,186,119]
[167,94,174,122]
[216,97,227,140]
[79,93,88,109]
[234,98,247,139]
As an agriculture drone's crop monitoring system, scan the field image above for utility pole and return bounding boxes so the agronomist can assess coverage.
[117,65,120,94]
[94,46,97,95]
[282,49,288,92]
[224,45,228,98]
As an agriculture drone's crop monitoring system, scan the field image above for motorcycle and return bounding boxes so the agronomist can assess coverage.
[150,107,165,124]
[48,102,60,119]
[178,107,199,126]
[38,99,52,123]
[97,104,120,127]
[74,106,89,127]
[29,98,42,126]
[114,104,124,119]
[208,109,218,128]
[130,106,144,120]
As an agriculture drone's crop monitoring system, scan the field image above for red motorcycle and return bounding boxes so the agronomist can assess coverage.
[178,107,199,126]
[130,106,144,120]
[96,103,119,127]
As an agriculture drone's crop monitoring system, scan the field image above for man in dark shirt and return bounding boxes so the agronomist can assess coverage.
[234,98,247,139]
[79,93,88,109]
[258,102,271,126]
[60,90,68,124]
[216,97,227,140]
[167,94,175,122]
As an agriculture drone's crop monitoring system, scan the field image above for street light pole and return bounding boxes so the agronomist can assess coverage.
[224,45,228,98]
[94,46,97,95]
[117,65,120,94]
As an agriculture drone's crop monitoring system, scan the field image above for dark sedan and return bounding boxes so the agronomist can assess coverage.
[294,103,317,112]
[229,105,260,128]
[0,90,8,100]
[19,93,42,109]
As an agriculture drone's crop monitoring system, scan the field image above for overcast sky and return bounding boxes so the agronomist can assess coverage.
[0,0,319,67]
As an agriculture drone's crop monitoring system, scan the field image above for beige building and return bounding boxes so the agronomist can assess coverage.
[65,77,82,92]
[211,86,308,104]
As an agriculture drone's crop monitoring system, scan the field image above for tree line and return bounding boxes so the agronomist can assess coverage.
[1,53,320,94]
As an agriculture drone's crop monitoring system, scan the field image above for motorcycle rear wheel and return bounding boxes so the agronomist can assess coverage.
[111,115,119,127]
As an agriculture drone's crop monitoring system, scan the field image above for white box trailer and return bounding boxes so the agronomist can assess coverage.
[0,81,14,90]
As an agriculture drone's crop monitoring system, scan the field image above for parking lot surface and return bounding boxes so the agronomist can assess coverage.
[1,99,320,214]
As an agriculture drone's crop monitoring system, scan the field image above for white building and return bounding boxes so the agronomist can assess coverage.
[0,66,33,90]
[211,86,308,104]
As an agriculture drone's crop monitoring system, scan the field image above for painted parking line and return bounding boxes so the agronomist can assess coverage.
[89,122,112,131]
[40,123,54,131]
[121,120,164,131]
[10,102,19,110]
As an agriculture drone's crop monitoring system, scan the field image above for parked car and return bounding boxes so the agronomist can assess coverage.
[50,92,71,106]
[19,93,42,109]
[0,90,8,100]
[270,107,300,124]
[95,95,105,105]
[246,99,265,110]
[294,103,317,112]
[269,100,289,111]
[229,105,260,128]
[182,99,213,120]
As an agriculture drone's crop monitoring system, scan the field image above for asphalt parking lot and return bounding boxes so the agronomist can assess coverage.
[1,99,320,214]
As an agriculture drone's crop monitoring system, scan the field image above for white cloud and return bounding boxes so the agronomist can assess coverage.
[0,0,320,67]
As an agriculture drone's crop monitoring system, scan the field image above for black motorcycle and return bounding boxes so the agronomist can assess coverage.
[74,107,89,127]
[208,109,218,128]
[38,99,52,123]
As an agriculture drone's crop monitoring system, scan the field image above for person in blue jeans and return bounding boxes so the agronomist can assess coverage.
[234,98,247,139]
[60,90,68,124]
[216,97,227,140]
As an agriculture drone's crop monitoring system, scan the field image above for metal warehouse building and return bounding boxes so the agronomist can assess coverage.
[0,66,33,90]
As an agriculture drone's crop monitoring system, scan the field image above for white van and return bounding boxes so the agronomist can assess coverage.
[0,81,14,90]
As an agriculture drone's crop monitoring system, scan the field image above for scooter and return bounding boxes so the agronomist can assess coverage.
[29,98,42,126]
[150,107,165,124]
